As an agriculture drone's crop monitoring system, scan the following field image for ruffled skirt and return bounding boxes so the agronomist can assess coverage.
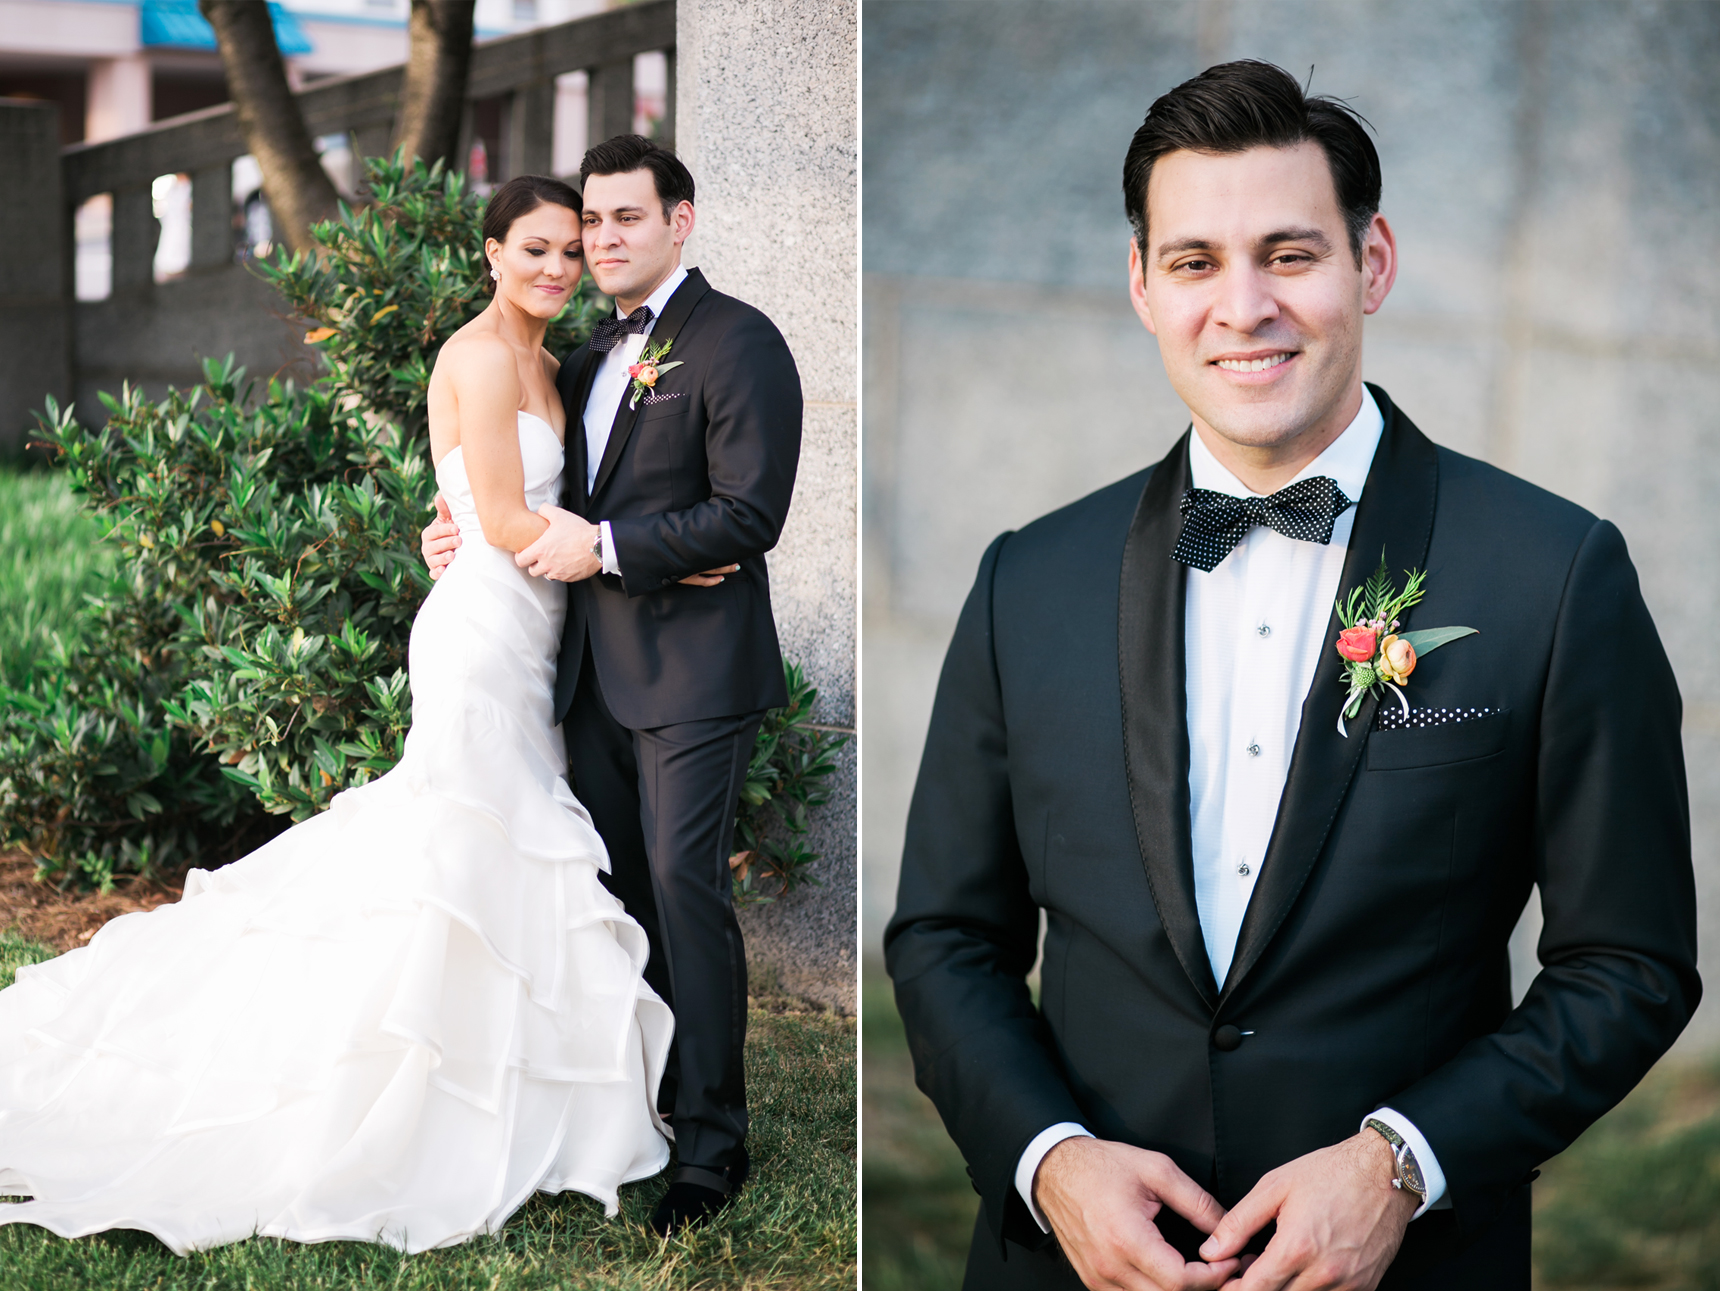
[0,693,673,1255]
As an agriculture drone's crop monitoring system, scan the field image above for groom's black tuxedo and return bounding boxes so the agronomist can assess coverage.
[551,267,802,1174]
[885,387,1699,1288]
[553,267,801,730]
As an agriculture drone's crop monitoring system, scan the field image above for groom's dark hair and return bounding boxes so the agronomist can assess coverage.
[580,134,695,223]
[1122,60,1381,265]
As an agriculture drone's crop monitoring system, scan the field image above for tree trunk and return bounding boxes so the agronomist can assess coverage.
[392,0,476,171]
[198,0,339,256]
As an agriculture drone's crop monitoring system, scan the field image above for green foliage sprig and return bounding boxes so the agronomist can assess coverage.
[730,661,850,907]
[1335,552,1427,635]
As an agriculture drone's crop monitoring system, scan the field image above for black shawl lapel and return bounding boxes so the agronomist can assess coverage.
[1119,431,1218,1007]
[589,266,712,503]
[1218,385,1440,1003]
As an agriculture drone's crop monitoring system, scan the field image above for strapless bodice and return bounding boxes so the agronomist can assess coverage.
[434,412,565,538]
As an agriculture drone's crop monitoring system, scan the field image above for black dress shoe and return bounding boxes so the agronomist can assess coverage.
[648,1146,750,1237]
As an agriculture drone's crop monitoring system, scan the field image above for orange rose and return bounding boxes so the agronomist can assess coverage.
[1335,625,1377,662]
[636,363,660,387]
[1378,634,1417,683]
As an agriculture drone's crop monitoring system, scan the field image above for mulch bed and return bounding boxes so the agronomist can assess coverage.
[0,852,185,953]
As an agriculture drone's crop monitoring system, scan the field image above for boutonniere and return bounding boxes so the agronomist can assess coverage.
[1333,554,1477,737]
[627,337,684,409]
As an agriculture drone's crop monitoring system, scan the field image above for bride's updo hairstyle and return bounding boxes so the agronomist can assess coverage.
[481,174,583,293]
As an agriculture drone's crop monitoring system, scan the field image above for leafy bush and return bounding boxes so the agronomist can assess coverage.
[732,661,848,906]
[4,153,846,903]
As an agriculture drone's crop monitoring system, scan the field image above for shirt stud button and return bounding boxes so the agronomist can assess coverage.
[1257,623,1271,637]
[1246,743,1261,757]
[1237,862,1251,876]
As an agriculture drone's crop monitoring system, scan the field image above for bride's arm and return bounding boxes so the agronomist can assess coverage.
[444,339,552,554]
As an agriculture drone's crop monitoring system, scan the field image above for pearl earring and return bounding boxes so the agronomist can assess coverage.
[490,267,500,282]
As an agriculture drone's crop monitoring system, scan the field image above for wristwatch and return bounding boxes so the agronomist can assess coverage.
[1364,1118,1427,1204]
[589,527,604,565]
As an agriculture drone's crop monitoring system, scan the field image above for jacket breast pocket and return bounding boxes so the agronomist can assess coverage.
[637,401,690,426]
[1366,708,1510,771]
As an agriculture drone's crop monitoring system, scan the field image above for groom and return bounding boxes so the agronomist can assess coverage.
[885,60,1699,1290]
[424,135,802,1235]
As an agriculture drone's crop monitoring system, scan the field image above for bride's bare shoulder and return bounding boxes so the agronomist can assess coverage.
[435,322,516,390]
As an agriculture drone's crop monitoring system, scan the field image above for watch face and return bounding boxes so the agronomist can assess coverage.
[1400,1148,1426,1195]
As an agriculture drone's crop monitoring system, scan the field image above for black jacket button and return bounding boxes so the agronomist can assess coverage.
[1213,1024,1243,1052]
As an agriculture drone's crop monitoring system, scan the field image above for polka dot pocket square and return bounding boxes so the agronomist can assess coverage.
[1366,706,1510,772]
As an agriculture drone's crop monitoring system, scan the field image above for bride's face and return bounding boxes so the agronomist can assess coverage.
[485,202,585,319]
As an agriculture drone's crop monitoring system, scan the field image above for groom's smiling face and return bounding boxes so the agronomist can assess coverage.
[1129,141,1396,473]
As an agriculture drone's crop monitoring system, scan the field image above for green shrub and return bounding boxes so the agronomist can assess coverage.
[732,660,848,906]
[4,153,845,901]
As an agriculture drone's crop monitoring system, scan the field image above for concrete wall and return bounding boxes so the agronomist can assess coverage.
[863,0,1720,1049]
[0,100,71,454]
[679,0,858,1012]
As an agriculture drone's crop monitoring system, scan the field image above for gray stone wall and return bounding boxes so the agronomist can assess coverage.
[680,0,858,1012]
[863,0,1720,1049]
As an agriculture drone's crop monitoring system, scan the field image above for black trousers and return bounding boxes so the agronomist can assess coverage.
[563,635,764,1171]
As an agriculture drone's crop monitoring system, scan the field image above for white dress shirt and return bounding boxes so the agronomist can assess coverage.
[581,262,688,576]
[1016,388,1449,1228]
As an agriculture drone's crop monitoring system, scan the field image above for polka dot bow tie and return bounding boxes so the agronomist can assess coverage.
[587,304,655,354]
[1172,477,1355,572]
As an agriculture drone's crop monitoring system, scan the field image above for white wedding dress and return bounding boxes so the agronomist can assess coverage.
[0,412,673,1255]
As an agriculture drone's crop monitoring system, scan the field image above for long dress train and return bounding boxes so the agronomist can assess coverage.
[0,412,673,1254]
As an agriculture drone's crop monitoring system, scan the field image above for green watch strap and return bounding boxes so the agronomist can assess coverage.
[1364,1118,1427,1201]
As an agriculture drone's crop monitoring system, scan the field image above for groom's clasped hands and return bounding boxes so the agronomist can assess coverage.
[420,495,737,586]
[1037,1132,1415,1290]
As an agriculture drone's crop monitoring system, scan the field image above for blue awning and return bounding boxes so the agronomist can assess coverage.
[141,0,315,56]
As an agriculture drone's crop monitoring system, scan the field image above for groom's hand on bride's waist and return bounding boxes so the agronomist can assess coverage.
[422,494,462,580]
[1035,1137,1245,1291]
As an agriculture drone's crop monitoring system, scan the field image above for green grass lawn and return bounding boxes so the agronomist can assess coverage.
[0,466,113,689]
[0,946,856,1291]
[1533,1053,1720,1290]
[861,969,973,1290]
[861,965,1720,1291]
[0,932,57,990]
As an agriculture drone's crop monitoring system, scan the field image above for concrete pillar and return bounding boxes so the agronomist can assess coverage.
[587,57,635,145]
[506,79,555,179]
[675,0,858,1010]
[660,49,676,149]
[190,163,233,270]
[85,55,152,143]
[110,187,158,295]
[0,101,71,454]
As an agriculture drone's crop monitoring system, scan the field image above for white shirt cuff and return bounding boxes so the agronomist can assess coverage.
[599,520,620,576]
[1015,1123,1093,1233]
[1363,1107,1449,1217]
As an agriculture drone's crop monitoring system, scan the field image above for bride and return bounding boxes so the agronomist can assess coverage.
[0,175,675,1255]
